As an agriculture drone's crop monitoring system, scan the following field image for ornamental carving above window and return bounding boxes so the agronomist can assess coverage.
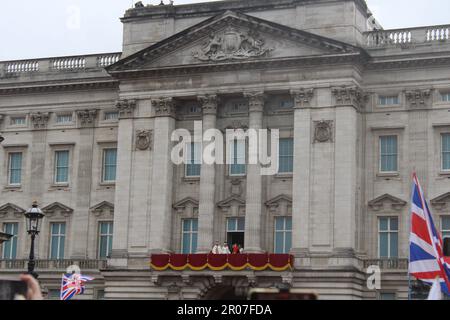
[193,27,274,62]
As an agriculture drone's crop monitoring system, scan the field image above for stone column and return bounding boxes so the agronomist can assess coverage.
[110,100,136,266]
[196,94,218,253]
[71,109,98,259]
[290,89,314,255]
[148,98,176,253]
[243,91,266,253]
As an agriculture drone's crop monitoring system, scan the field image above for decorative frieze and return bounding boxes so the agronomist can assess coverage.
[313,120,334,143]
[116,99,137,119]
[136,130,153,151]
[405,89,431,108]
[30,112,50,129]
[151,97,175,118]
[290,88,314,109]
[244,91,266,113]
[198,94,218,115]
[332,86,364,109]
[77,109,98,126]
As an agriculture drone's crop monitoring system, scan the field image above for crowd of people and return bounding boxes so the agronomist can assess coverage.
[211,241,243,254]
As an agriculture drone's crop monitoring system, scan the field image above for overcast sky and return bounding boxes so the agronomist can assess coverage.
[1,0,449,61]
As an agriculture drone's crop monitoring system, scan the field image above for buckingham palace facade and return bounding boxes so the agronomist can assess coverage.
[1,0,450,300]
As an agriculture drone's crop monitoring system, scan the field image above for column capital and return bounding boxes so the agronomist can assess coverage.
[331,86,364,109]
[30,112,50,129]
[198,94,219,116]
[76,109,98,127]
[290,88,314,109]
[244,91,266,113]
[116,99,137,119]
[151,97,176,118]
[405,89,432,108]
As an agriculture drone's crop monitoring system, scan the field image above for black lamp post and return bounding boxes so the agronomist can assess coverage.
[24,201,44,279]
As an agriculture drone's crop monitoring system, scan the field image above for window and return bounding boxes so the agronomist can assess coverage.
[226,217,245,249]
[49,223,66,260]
[185,142,201,177]
[104,111,119,121]
[378,95,399,105]
[441,93,450,102]
[8,153,22,185]
[380,136,398,173]
[280,100,294,109]
[181,219,198,254]
[274,217,292,254]
[229,139,246,176]
[10,116,26,126]
[278,138,294,174]
[441,217,450,239]
[379,292,396,300]
[102,148,117,182]
[56,114,72,124]
[378,217,398,258]
[54,151,69,184]
[2,223,18,260]
[442,133,450,171]
[189,105,201,114]
[98,222,113,258]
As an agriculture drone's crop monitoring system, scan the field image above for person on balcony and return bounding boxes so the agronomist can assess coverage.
[221,242,231,254]
[232,243,239,254]
[211,241,220,254]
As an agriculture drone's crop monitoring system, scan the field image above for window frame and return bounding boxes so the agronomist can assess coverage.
[442,133,450,172]
[54,150,70,185]
[278,138,294,174]
[441,92,450,102]
[379,135,398,174]
[441,216,450,240]
[9,116,27,127]
[98,221,113,259]
[2,222,19,260]
[378,216,399,259]
[49,222,66,260]
[185,142,202,178]
[228,139,247,177]
[378,95,400,106]
[102,148,117,183]
[8,152,23,186]
[103,111,119,122]
[274,216,292,254]
[181,218,198,254]
[55,113,73,125]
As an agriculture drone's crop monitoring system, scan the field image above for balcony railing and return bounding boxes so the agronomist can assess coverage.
[364,259,408,270]
[0,52,121,77]
[0,259,107,270]
[365,24,450,47]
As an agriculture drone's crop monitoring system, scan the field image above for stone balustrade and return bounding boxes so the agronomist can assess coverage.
[0,52,121,77]
[366,25,450,47]
[0,259,107,270]
[363,258,408,270]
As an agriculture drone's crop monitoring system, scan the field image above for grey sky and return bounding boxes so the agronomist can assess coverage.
[1,0,449,61]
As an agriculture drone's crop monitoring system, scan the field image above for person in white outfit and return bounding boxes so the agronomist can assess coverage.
[211,241,220,254]
[221,242,231,254]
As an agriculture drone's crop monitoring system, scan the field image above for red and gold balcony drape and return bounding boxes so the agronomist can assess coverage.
[150,253,293,271]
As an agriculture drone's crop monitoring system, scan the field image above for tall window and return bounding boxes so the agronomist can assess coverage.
[2,223,18,260]
[185,142,201,177]
[380,136,398,172]
[102,148,117,182]
[229,139,246,176]
[98,222,113,258]
[378,217,398,258]
[226,217,245,249]
[8,153,23,185]
[442,133,450,171]
[441,216,450,239]
[49,223,66,259]
[181,219,198,254]
[379,95,399,105]
[441,93,450,102]
[274,217,292,254]
[54,150,69,184]
[278,138,294,174]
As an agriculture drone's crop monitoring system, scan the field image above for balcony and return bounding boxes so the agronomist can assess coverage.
[0,52,121,78]
[0,259,107,271]
[363,259,408,270]
[365,25,450,48]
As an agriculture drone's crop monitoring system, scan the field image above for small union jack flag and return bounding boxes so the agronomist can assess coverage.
[60,273,94,301]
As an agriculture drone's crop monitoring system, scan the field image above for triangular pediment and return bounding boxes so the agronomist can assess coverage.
[431,192,450,210]
[42,202,74,217]
[368,194,407,211]
[0,203,25,218]
[217,195,245,208]
[265,194,292,207]
[173,197,199,209]
[90,201,114,216]
[108,10,362,74]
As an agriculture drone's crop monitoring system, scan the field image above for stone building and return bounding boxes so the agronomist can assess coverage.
[0,0,450,300]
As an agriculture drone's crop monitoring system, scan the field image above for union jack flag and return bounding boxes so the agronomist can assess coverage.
[409,172,450,295]
[60,273,94,301]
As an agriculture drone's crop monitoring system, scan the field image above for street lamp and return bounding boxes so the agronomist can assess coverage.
[25,201,45,279]
[0,135,4,143]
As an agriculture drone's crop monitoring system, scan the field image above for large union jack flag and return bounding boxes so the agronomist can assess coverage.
[409,173,450,295]
[60,273,94,301]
